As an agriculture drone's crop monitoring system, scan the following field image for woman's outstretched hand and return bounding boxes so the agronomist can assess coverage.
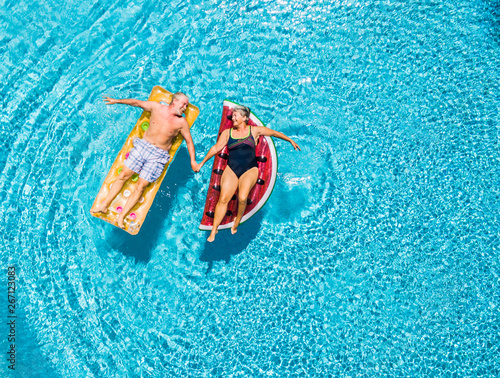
[290,140,301,151]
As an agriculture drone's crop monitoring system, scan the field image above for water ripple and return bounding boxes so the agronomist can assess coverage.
[1,0,499,376]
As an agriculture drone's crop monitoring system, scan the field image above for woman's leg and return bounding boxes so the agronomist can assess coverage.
[208,167,239,242]
[231,167,259,234]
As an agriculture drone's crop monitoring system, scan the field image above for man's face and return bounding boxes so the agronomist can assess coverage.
[172,97,189,116]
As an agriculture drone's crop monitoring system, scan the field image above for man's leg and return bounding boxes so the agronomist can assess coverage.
[91,167,135,214]
[231,167,259,234]
[208,167,239,242]
[116,177,150,229]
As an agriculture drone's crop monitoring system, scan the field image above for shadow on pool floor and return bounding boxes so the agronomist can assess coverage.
[106,148,193,263]
[199,211,263,274]
[106,147,264,270]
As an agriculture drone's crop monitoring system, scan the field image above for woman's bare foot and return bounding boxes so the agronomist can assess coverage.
[91,204,108,214]
[207,229,218,242]
[231,224,238,235]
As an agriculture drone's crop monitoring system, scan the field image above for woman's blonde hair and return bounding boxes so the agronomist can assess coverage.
[233,105,251,121]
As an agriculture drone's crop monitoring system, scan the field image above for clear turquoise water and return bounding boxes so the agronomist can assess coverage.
[1,0,500,376]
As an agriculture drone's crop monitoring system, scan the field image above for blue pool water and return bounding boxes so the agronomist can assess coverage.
[1,0,500,376]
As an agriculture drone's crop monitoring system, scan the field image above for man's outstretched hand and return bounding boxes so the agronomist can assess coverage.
[104,96,119,105]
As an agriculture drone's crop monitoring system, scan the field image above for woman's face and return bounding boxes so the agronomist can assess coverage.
[232,110,247,125]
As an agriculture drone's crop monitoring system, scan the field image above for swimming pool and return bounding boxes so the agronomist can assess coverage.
[1,0,499,376]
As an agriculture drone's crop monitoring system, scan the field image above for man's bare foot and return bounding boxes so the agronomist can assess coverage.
[117,216,126,229]
[91,204,108,214]
[207,229,218,242]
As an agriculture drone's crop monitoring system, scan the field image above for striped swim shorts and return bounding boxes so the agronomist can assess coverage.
[124,138,170,183]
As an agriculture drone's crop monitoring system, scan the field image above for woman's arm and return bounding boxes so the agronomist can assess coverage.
[253,126,301,151]
[104,97,157,112]
[197,129,230,170]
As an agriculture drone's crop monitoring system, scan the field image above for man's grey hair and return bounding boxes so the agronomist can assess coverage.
[172,92,189,103]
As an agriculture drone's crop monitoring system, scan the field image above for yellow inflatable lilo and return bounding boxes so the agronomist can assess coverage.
[90,86,199,235]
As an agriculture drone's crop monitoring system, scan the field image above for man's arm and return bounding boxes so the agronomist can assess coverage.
[179,121,199,172]
[104,97,157,112]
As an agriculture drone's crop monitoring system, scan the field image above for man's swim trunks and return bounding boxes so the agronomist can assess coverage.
[227,127,258,178]
[124,138,170,182]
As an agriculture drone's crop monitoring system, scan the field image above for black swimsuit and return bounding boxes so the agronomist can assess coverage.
[227,127,258,178]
